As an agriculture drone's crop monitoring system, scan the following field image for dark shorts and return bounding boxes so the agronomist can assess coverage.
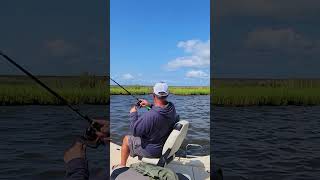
[128,136,151,158]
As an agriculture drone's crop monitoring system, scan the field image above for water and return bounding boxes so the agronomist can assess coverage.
[0,105,108,180]
[1,100,319,179]
[0,95,210,179]
[213,106,320,179]
[110,95,210,155]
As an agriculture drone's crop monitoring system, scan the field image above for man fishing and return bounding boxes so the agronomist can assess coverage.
[115,82,179,168]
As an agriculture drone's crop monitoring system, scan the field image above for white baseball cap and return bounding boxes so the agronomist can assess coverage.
[153,82,169,97]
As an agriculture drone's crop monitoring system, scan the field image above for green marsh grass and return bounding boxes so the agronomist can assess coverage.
[212,79,320,106]
[0,75,108,105]
[110,86,209,95]
[1,76,320,106]
[212,87,320,106]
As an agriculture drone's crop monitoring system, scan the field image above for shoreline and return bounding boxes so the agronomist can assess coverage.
[1,76,320,105]
[110,86,210,95]
[1,87,319,106]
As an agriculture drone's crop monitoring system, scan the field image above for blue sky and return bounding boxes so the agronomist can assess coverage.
[110,0,210,86]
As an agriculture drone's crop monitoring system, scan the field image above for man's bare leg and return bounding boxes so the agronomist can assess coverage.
[120,135,130,166]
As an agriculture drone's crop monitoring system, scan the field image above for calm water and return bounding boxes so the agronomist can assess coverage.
[110,95,210,156]
[213,106,320,180]
[1,102,319,180]
[0,105,108,180]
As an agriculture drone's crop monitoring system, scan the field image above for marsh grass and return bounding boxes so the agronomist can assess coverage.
[110,86,209,95]
[212,87,320,106]
[0,75,108,105]
[1,76,319,106]
[212,79,320,106]
[0,75,211,105]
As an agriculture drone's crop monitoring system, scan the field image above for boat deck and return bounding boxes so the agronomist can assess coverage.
[110,142,210,180]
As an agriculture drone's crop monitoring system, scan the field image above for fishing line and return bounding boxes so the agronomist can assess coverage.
[110,77,140,101]
[110,77,151,110]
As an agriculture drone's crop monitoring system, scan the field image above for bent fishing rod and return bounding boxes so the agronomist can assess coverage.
[110,77,151,110]
[0,51,102,147]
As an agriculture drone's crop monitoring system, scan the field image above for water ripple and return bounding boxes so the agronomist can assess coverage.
[110,95,210,155]
[212,106,320,179]
[0,105,107,180]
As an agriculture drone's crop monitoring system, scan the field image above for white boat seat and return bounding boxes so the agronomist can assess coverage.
[140,120,189,167]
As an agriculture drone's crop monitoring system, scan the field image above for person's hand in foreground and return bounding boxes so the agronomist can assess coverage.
[64,119,109,163]
[64,120,109,180]
[64,141,86,164]
[64,141,89,180]
[130,105,137,113]
[93,119,110,143]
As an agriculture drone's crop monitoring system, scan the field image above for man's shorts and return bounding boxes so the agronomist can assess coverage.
[128,136,152,158]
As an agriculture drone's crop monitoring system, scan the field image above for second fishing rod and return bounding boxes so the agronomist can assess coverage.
[110,77,151,110]
[0,51,103,148]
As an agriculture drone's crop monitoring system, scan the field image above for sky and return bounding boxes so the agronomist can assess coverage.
[110,0,210,86]
[2,0,316,84]
[0,0,107,75]
[213,0,320,78]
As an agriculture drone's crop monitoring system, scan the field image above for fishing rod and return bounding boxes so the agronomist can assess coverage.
[0,51,102,147]
[110,77,140,101]
[110,77,151,110]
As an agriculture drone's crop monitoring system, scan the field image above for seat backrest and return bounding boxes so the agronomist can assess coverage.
[162,120,189,159]
[141,120,189,167]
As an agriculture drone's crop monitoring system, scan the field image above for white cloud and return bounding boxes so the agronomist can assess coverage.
[166,39,210,70]
[121,73,134,80]
[185,70,209,79]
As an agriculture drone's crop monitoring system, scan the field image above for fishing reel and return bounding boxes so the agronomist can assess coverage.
[79,121,105,148]
[136,100,152,110]
[136,100,142,108]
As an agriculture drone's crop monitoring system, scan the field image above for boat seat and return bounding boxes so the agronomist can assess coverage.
[140,120,189,167]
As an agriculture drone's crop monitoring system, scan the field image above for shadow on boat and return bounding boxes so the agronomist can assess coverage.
[168,158,210,180]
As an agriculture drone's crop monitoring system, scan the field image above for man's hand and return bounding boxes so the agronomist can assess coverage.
[64,141,86,163]
[130,105,137,113]
[139,99,150,107]
[93,119,110,143]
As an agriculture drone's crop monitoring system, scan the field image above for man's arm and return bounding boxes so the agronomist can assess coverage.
[64,142,89,180]
[65,158,89,180]
[64,120,110,180]
[129,105,138,129]
[129,105,152,137]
